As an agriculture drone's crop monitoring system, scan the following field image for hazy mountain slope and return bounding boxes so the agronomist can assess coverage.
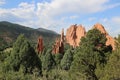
[37,28,57,34]
[0,21,58,50]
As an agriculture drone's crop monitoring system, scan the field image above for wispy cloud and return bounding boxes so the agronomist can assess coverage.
[88,17,96,22]
[111,17,120,25]
[0,0,120,34]
[0,0,5,6]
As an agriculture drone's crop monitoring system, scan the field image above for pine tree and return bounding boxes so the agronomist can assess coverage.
[60,49,73,70]
[54,53,63,68]
[6,34,41,73]
[101,35,120,80]
[71,29,110,80]
[42,49,55,71]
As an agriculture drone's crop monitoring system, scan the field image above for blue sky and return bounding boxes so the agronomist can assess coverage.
[0,0,120,36]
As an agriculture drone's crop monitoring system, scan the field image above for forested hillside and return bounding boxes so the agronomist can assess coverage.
[0,21,58,50]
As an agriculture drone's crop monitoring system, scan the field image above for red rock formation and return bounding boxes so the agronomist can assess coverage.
[66,24,86,48]
[52,38,64,54]
[76,25,86,46]
[66,23,115,50]
[37,36,44,53]
[52,29,64,54]
[93,23,115,50]
[93,23,108,35]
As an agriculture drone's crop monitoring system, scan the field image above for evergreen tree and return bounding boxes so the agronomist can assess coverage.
[71,29,110,80]
[101,35,120,80]
[42,49,55,71]
[54,53,63,68]
[5,34,41,73]
[101,51,120,80]
[60,49,73,70]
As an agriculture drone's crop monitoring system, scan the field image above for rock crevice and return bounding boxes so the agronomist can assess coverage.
[66,24,86,48]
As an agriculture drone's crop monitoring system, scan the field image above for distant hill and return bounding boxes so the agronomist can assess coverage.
[37,28,57,34]
[0,21,58,50]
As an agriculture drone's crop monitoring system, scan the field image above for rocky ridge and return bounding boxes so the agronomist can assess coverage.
[66,23,115,50]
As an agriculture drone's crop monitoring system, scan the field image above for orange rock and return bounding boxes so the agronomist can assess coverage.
[106,35,115,50]
[66,24,86,48]
[76,25,86,46]
[93,23,115,50]
[93,23,108,35]
[52,38,64,54]
[37,36,44,53]
[66,23,115,50]
[52,29,64,54]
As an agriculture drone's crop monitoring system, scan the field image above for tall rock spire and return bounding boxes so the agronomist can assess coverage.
[52,29,64,54]
[37,36,44,53]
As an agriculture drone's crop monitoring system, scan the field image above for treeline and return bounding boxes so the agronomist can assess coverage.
[0,29,120,80]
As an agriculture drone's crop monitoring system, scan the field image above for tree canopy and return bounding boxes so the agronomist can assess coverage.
[71,29,110,80]
[4,34,41,73]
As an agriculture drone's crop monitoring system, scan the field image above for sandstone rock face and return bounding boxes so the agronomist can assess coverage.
[52,29,64,54]
[93,23,115,50]
[66,24,86,48]
[52,38,64,54]
[106,35,115,50]
[93,23,108,35]
[76,25,86,46]
[37,36,44,53]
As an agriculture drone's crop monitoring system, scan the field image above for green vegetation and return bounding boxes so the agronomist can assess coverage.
[70,29,112,80]
[0,27,120,80]
[0,21,58,51]
[61,48,73,70]
[42,49,55,71]
[1,35,41,73]
[100,35,120,80]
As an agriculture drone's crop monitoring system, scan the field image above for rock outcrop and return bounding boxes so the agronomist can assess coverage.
[66,24,86,48]
[93,23,115,50]
[37,36,44,53]
[66,23,115,50]
[52,29,64,54]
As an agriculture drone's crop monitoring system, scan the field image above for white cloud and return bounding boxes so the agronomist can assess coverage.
[29,0,120,30]
[0,0,120,33]
[11,2,36,19]
[36,0,120,17]
[0,0,5,6]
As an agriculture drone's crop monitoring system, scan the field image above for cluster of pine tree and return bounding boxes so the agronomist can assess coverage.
[0,29,120,80]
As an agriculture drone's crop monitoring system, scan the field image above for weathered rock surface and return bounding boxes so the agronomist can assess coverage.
[66,23,115,50]
[93,23,108,35]
[52,29,64,54]
[93,23,115,50]
[37,36,44,53]
[66,24,86,48]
